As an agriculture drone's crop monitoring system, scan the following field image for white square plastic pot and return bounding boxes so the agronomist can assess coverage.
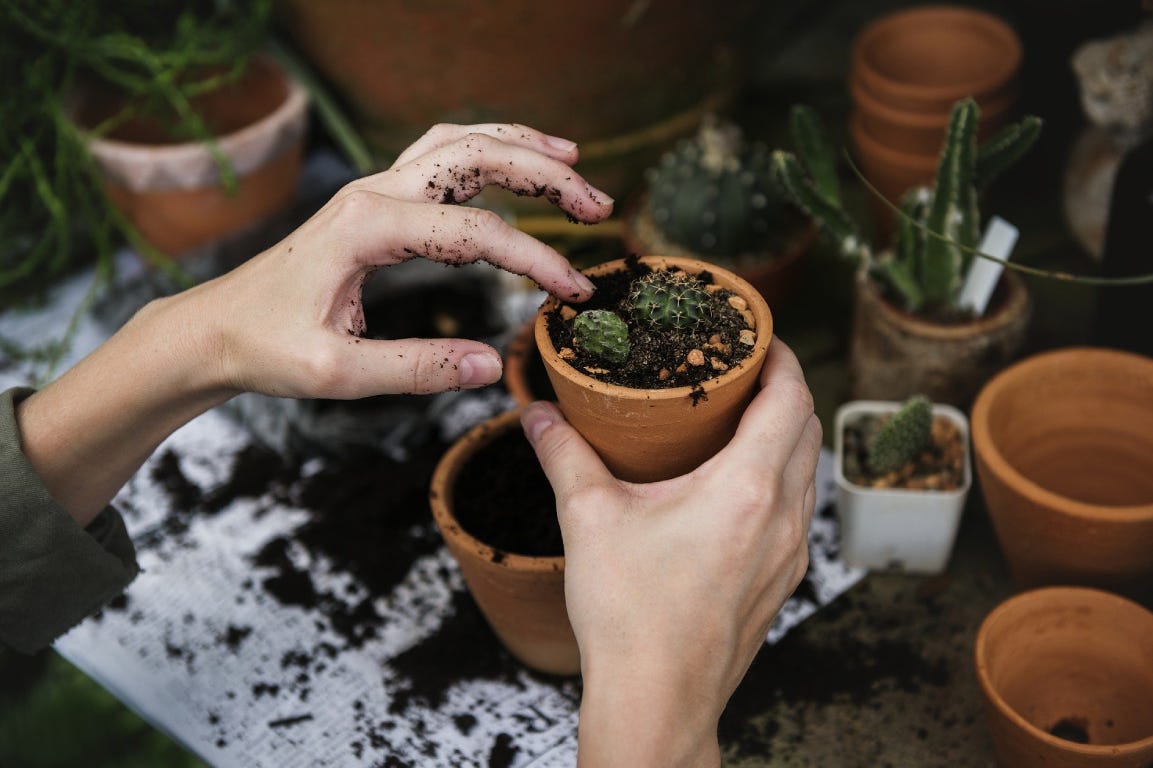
[834,400,972,574]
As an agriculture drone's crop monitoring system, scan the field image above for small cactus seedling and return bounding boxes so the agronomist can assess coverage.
[770,100,1042,314]
[867,395,933,475]
[628,270,709,331]
[573,309,630,365]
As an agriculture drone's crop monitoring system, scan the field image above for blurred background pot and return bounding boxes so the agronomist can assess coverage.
[971,347,1153,601]
[974,586,1153,767]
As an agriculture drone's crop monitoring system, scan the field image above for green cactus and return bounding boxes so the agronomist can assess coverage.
[867,395,934,475]
[628,271,709,331]
[573,309,630,365]
[643,114,788,257]
[770,100,1042,314]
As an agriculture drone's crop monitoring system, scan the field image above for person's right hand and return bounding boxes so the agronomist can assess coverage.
[522,338,822,767]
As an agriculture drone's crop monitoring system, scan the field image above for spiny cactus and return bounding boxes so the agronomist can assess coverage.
[573,309,630,365]
[867,395,933,475]
[629,271,709,331]
[770,100,1042,314]
[643,114,787,257]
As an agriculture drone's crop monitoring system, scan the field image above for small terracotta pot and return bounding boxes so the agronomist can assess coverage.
[429,408,578,676]
[536,255,773,483]
[850,5,1022,116]
[76,56,308,257]
[503,319,553,407]
[849,270,1032,407]
[849,112,939,237]
[974,586,1153,767]
[971,347,1153,600]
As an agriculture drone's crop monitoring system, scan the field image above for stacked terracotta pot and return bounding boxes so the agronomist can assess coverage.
[848,5,1022,234]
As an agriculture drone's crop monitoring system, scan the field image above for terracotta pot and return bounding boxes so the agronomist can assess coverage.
[850,5,1022,116]
[848,112,939,239]
[970,347,1153,600]
[621,193,817,310]
[429,408,578,676]
[503,319,554,407]
[974,586,1153,767]
[76,56,308,257]
[849,270,1031,407]
[536,255,773,483]
[276,0,753,205]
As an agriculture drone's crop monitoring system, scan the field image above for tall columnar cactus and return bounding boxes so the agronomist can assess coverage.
[643,114,786,257]
[629,271,709,331]
[867,395,933,474]
[770,100,1042,314]
[573,309,630,365]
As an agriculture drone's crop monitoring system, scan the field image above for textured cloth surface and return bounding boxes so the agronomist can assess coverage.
[0,387,139,653]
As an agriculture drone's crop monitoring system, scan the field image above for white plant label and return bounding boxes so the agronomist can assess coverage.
[958,215,1018,315]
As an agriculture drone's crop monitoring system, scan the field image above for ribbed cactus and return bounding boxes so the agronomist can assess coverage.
[573,309,631,365]
[629,271,709,331]
[770,100,1042,314]
[643,114,787,257]
[867,395,933,475]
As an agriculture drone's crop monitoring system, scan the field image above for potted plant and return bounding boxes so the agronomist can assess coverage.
[534,254,772,483]
[429,407,578,676]
[834,395,971,574]
[974,586,1153,767]
[772,99,1042,407]
[621,113,816,308]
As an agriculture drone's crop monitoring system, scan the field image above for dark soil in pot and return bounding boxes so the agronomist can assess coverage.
[841,413,966,491]
[544,256,754,389]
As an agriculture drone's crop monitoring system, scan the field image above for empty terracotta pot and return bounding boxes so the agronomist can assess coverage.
[975,586,1153,767]
[536,255,773,483]
[851,5,1022,116]
[429,408,578,676]
[849,112,939,217]
[971,347,1153,600]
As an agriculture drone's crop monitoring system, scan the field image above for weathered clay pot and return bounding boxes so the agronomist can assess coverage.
[536,255,773,483]
[849,269,1031,407]
[850,5,1022,116]
[429,408,578,676]
[503,319,553,407]
[970,347,1153,600]
[974,586,1153,767]
[76,56,308,257]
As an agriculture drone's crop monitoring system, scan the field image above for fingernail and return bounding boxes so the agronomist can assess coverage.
[586,184,614,206]
[571,270,596,295]
[545,134,578,152]
[521,401,560,443]
[459,351,502,387]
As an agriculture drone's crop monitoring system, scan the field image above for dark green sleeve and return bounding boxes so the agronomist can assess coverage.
[0,387,140,654]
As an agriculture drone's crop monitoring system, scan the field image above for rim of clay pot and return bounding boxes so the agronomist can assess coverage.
[974,585,1153,755]
[971,346,1153,522]
[855,269,1030,339]
[851,5,1022,110]
[429,407,564,574]
[850,113,941,173]
[833,400,972,499]
[80,56,309,190]
[534,255,774,403]
[849,73,1017,132]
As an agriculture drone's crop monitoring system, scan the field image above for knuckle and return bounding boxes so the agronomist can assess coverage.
[329,187,380,225]
[297,345,351,397]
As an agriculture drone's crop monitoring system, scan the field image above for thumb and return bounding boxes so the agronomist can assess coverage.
[521,402,613,509]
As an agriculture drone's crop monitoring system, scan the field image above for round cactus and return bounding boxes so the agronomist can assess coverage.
[644,113,787,257]
[628,271,709,331]
[573,309,630,365]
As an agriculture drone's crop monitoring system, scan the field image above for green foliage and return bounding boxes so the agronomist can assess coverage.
[573,309,630,365]
[867,395,933,475]
[770,100,1042,315]
[628,271,709,331]
[643,114,789,257]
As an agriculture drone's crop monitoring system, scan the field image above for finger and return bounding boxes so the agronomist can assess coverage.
[391,123,582,168]
[520,401,615,514]
[349,133,613,223]
[318,192,597,300]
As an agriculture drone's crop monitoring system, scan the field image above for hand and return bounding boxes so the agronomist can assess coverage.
[522,338,821,768]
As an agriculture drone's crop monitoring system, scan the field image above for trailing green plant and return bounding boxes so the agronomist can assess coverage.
[867,395,933,475]
[770,99,1042,316]
[573,309,631,365]
[628,270,710,331]
[643,114,794,258]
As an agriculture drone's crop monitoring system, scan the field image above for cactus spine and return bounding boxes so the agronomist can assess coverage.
[867,395,933,475]
[573,309,630,365]
[629,271,709,331]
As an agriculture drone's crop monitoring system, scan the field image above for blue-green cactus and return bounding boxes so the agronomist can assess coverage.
[573,309,630,365]
[867,395,933,474]
[628,271,709,331]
